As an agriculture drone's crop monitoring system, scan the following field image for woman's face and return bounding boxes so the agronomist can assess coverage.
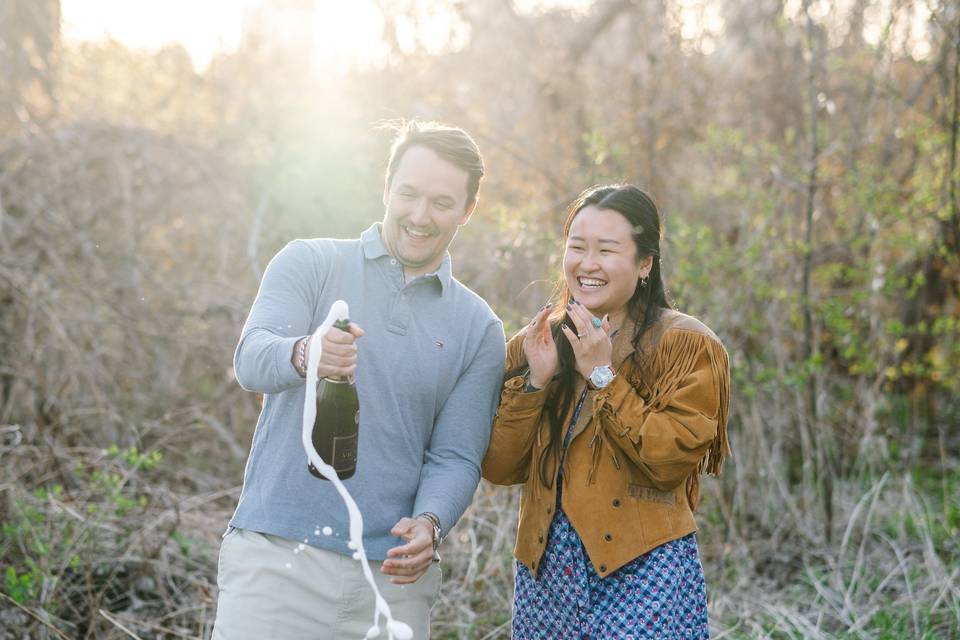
[563,206,652,323]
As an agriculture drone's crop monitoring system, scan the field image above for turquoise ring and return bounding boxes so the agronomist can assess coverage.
[592,317,602,328]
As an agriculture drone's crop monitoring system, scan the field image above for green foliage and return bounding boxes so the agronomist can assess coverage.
[106,444,163,472]
[0,443,169,614]
[2,497,54,608]
[171,530,192,557]
[4,566,40,605]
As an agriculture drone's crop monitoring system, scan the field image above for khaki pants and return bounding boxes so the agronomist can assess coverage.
[211,528,441,640]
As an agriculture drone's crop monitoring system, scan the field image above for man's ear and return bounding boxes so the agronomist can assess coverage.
[459,198,478,225]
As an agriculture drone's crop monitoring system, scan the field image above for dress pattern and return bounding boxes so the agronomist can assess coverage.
[512,391,710,639]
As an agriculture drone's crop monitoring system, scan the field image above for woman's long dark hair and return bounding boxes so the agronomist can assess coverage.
[512,184,672,488]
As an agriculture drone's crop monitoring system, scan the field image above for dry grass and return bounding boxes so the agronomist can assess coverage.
[3,437,958,639]
[425,469,960,639]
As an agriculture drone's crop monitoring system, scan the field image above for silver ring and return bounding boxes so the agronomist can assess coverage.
[576,333,585,338]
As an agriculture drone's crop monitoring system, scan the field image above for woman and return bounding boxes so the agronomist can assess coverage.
[482,184,729,639]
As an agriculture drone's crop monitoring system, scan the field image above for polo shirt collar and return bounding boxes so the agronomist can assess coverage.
[361,223,452,293]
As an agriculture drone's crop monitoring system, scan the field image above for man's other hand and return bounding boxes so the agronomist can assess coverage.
[382,517,434,584]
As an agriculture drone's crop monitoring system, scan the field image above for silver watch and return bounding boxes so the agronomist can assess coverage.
[417,512,442,562]
[589,365,616,389]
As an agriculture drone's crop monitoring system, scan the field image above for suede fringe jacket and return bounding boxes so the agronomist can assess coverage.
[482,309,730,578]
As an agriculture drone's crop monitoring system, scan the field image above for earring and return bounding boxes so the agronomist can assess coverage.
[640,275,649,287]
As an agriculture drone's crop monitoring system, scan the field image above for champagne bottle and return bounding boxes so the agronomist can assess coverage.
[308,318,360,480]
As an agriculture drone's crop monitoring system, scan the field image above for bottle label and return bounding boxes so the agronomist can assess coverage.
[332,432,358,470]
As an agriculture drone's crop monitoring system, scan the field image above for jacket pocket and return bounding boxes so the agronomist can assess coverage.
[627,483,676,505]
[630,482,676,542]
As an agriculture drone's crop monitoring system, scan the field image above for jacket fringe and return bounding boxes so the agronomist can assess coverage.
[638,330,730,510]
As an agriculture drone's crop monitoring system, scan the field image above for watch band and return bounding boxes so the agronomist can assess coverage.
[416,512,443,562]
[522,379,542,393]
[522,370,545,393]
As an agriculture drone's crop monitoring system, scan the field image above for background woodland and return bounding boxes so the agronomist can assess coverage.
[1,0,958,637]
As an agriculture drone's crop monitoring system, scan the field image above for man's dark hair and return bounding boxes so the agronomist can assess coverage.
[384,120,484,206]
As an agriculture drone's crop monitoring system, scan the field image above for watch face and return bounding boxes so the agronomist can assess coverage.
[590,365,615,388]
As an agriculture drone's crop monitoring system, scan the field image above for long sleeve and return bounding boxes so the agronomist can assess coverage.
[481,332,547,486]
[233,240,331,394]
[592,328,730,491]
[412,319,506,533]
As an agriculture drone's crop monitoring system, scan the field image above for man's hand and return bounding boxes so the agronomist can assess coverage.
[308,323,365,379]
[382,517,434,584]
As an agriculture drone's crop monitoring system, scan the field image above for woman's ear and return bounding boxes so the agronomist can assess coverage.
[638,254,654,278]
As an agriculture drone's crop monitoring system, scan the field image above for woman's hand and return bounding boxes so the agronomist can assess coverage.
[560,302,613,380]
[523,304,558,388]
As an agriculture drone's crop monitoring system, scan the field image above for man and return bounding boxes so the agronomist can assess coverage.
[212,121,505,639]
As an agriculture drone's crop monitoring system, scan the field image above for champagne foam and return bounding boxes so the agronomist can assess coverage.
[302,300,412,640]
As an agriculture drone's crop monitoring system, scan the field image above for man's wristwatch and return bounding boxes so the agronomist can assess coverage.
[416,512,443,562]
[588,364,616,389]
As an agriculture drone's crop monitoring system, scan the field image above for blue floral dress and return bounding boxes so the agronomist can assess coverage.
[512,392,710,639]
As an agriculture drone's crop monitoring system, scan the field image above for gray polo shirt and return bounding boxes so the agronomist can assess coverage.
[229,223,505,560]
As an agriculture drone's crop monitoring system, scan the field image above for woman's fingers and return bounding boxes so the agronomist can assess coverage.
[524,304,558,388]
[568,302,610,339]
[574,302,601,334]
[565,303,616,376]
[559,324,581,351]
[537,309,554,341]
[530,304,551,325]
[527,304,553,342]
[565,303,589,338]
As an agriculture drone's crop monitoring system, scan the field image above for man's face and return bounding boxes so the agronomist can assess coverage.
[382,145,475,278]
